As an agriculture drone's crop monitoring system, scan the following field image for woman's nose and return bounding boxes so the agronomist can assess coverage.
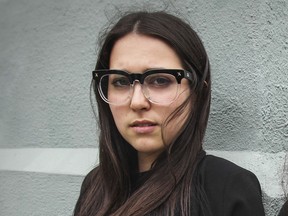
[129,82,151,111]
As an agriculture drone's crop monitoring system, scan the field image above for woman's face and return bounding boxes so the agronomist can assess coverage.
[109,33,192,171]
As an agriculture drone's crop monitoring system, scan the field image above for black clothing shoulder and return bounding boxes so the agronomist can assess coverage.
[74,155,265,216]
[198,155,265,216]
[278,201,288,216]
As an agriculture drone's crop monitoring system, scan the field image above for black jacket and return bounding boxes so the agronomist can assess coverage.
[75,153,265,216]
[196,155,265,216]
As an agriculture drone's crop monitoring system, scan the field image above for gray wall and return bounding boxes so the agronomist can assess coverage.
[0,0,287,215]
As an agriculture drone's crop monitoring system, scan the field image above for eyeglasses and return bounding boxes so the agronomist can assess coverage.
[92,69,194,105]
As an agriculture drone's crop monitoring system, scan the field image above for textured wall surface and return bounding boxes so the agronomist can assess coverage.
[0,0,287,215]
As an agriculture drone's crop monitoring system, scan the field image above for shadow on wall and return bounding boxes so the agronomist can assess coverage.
[206,87,261,151]
[205,82,288,153]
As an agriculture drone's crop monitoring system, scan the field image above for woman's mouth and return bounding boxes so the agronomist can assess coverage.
[130,121,157,133]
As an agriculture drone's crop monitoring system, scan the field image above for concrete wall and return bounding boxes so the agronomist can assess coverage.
[0,0,287,215]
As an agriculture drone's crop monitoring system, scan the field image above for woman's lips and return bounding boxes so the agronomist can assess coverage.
[130,120,157,134]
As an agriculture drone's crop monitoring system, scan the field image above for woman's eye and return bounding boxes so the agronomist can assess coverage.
[155,77,171,85]
[111,77,130,87]
[146,75,173,87]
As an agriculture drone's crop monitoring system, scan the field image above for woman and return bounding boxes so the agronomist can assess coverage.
[73,11,265,216]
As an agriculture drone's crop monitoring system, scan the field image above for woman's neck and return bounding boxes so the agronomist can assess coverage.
[138,152,159,172]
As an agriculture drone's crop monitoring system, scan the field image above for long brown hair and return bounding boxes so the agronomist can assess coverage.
[74,11,211,216]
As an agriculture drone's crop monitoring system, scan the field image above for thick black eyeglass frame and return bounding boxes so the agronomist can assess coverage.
[92,69,194,84]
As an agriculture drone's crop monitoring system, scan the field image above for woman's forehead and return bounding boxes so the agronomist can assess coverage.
[109,33,182,72]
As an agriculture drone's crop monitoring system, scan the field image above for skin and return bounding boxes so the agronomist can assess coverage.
[109,33,192,172]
